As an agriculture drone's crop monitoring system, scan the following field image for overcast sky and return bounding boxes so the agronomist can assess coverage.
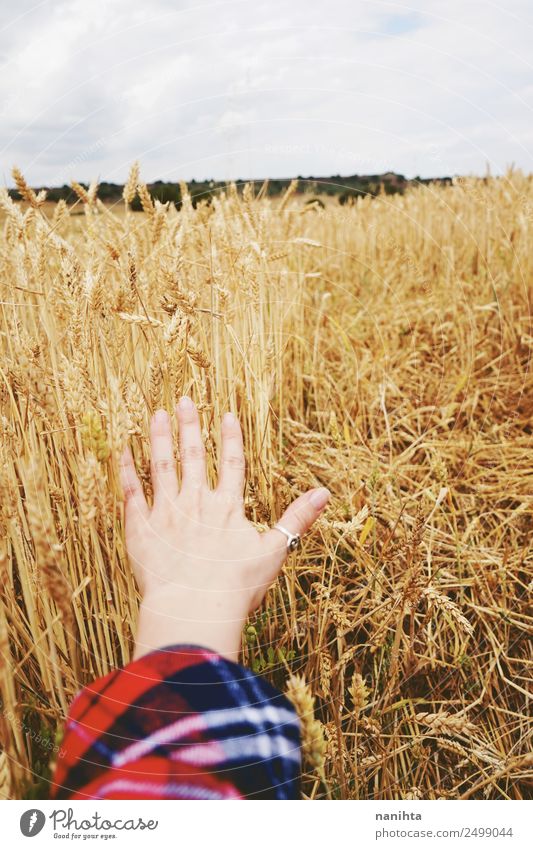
[1,0,532,186]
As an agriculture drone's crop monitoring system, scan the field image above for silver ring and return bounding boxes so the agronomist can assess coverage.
[273,524,301,552]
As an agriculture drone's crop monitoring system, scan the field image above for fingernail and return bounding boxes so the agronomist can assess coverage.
[178,395,194,411]
[154,409,168,423]
[223,411,236,425]
[309,487,330,509]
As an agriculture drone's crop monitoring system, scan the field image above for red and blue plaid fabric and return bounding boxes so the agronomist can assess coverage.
[51,645,301,800]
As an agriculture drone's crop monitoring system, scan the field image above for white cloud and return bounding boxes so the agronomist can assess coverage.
[0,0,531,185]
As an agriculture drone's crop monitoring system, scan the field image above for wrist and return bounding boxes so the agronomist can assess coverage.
[133,588,247,662]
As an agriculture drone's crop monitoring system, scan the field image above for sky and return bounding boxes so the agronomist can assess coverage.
[0,0,532,186]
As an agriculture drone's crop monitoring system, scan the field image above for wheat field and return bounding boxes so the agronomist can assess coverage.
[0,167,531,800]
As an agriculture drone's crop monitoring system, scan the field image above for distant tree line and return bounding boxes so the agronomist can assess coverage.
[8,172,453,208]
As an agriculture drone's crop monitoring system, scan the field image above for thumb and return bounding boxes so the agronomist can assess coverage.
[263,487,330,556]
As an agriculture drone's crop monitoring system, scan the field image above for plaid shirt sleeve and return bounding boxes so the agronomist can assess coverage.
[51,645,301,800]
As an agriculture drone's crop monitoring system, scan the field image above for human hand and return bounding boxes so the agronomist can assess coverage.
[120,397,330,661]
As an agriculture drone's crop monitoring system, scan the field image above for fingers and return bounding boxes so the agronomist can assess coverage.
[120,446,149,522]
[150,409,179,506]
[176,396,207,490]
[216,412,245,503]
[263,487,330,556]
